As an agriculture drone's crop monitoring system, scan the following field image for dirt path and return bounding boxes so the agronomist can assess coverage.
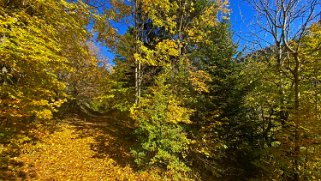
[3,115,155,180]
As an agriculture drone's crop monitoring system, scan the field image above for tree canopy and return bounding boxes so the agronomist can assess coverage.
[1,0,321,180]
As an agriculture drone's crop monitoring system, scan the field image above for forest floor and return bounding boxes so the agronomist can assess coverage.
[0,113,164,180]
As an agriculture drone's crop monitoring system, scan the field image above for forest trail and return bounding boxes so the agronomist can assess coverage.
[0,115,156,180]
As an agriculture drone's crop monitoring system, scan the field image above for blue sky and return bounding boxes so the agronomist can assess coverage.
[230,0,255,51]
[96,0,321,62]
[230,0,321,53]
[96,0,258,62]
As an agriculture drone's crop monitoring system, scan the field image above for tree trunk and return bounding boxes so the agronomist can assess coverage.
[134,0,140,104]
[293,55,300,181]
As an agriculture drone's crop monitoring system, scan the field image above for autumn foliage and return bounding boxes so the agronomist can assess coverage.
[0,0,321,180]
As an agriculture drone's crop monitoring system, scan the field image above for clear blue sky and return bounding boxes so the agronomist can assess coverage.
[230,0,321,53]
[230,0,255,51]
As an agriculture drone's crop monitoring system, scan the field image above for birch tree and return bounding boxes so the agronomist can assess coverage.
[247,0,321,179]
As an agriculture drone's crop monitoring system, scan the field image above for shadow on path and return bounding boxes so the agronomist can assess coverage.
[67,111,137,168]
[0,120,61,180]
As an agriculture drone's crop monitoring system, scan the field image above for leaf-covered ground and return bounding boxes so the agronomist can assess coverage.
[0,115,170,180]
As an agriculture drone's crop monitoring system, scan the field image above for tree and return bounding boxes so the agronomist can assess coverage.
[245,0,321,179]
[59,41,112,114]
[129,0,230,175]
[187,21,243,178]
[130,70,192,172]
[0,0,91,121]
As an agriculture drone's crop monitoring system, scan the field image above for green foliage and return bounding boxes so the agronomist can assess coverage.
[130,71,191,173]
[187,21,256,178]
[236,22,321,180]
[1,0,321,180]
[125,0,232,176]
